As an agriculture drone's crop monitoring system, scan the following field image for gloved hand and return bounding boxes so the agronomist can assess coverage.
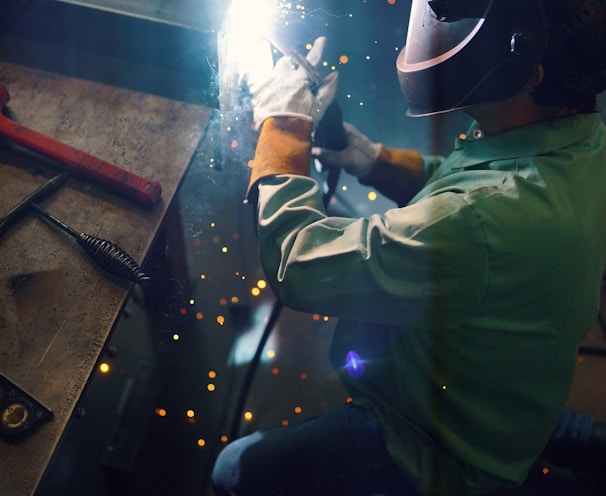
[312,122,382,178]
[248,36,339,130]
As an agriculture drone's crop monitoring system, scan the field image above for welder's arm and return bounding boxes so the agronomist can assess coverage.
[246,36,338,190]
[254,174,486,325]
[312,122,435,207]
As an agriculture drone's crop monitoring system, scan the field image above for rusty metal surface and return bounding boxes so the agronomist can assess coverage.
[0,62,211,495]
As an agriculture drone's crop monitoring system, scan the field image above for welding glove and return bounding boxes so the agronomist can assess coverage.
[248,36,339,130]
[311,122,382,178]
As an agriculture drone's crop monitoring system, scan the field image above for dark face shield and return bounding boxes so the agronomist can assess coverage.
[397,0,547,116]
[402,1,489,70]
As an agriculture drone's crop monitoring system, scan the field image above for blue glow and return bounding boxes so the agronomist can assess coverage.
[344,350,366,378]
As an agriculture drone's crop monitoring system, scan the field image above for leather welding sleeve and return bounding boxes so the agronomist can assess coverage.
[358,146,427,207]
[247,116,314,191]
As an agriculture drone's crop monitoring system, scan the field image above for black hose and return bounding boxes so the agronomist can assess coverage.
[228,300,284,440]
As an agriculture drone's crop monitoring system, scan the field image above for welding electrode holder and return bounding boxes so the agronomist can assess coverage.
[264,30,349,199]
[284,47,348,153]
[313,97,349,205]
[287,47,349,202]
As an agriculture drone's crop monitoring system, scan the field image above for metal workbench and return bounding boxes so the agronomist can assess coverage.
[0,60,211,496]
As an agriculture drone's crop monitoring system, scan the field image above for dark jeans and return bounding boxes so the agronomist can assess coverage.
[212,404,595,496]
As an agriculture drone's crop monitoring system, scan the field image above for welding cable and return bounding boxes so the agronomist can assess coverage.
[227,130,348,441]
[228,299,284,440]
[222,46,349,458]
[226,142,346,441]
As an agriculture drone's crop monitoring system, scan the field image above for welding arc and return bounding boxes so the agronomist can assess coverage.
[31,203,150,285]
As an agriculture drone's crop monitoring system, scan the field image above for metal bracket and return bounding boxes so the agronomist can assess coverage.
[0,371,53,441]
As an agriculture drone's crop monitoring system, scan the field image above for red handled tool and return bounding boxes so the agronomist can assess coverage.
[0,83,162,208]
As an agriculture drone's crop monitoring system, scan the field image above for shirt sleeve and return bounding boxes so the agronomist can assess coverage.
[255,174,488,328]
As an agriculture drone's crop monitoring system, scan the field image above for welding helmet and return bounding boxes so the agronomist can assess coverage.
[397,0,547,116]
[537,0,606,106]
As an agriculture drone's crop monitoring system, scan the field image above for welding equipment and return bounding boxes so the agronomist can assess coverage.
[397,0,606,116]
[397,0,547,116]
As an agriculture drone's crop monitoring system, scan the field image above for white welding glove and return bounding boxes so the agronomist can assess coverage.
[312,122,382,178]
[248,36,339,130]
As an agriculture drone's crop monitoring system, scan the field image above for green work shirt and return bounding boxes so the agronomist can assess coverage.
[254,113,606,495]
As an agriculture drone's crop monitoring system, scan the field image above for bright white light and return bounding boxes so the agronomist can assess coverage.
[221,0,277,93]
[225,0,274,42]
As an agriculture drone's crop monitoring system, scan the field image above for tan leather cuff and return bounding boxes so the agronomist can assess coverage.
[248,117,313,191]
[359,145,425,206]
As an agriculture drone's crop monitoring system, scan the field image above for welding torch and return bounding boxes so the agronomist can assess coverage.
[265,28,349,201]
[266,30,349,147]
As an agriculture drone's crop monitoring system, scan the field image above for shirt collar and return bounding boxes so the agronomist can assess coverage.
[450,113,602,170]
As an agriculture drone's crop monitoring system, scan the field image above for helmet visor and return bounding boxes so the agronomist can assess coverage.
[402,0,492,70]
[397,0,547,116]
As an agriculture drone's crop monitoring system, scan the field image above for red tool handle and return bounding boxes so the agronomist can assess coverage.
[0,115,162,208]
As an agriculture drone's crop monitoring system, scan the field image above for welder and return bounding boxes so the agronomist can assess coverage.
[213,0,606,494]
